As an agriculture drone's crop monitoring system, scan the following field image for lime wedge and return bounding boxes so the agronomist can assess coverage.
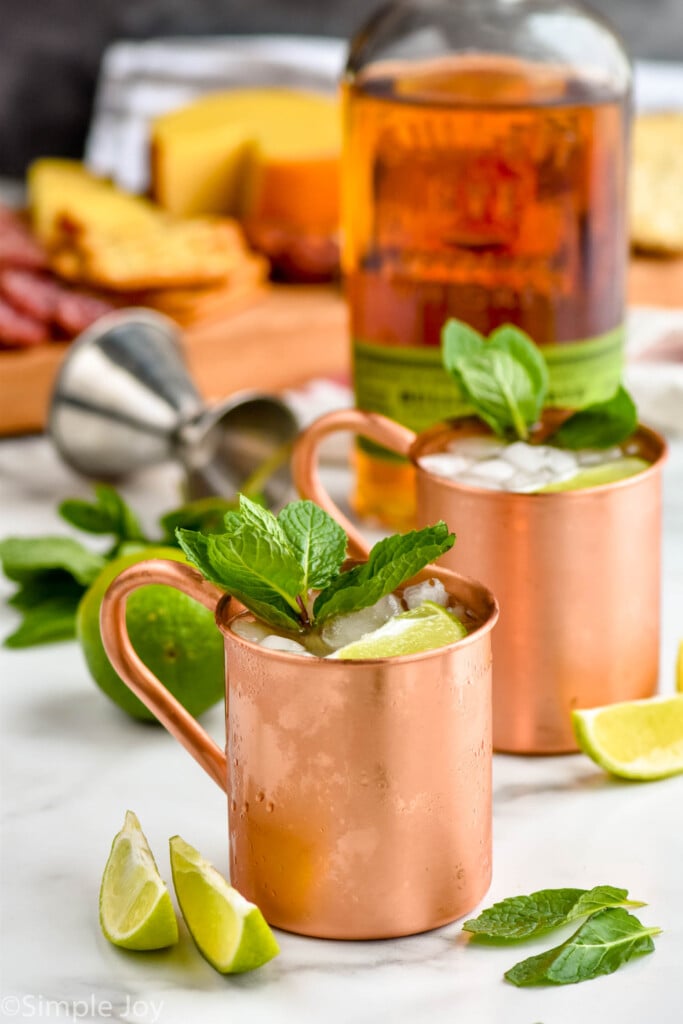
[329,600,467,660]
[572,695,683,780]
[169,836,279,974]
[99,811,178,950]
[537,457,649,493]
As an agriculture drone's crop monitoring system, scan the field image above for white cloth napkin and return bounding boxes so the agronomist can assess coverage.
[85,35,345,194]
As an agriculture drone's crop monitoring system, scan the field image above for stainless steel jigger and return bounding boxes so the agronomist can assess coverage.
[48,308,298,508]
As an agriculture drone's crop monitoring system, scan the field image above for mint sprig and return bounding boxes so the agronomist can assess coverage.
[443,321,548,440]
[441,318,637,449]
[176,495,455,633]
[464,885,660,987]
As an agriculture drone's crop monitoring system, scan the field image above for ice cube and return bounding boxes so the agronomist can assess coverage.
[454,473,504,491]
[231,617,272,643]
[448,436,507,460]
[402,578,449,610]
[546,448,578,476]
[259,635,312,655]
[418,453,471,479]
[502,442,551,473]
[466,458,517,483]
[576,446,623,467]
[321,594,402,650]
[506,470,552,493]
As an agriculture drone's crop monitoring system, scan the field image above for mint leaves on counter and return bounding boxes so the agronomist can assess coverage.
[1,485,248,649]
[504,908,661,987]
[463,885,643,941]
[441,318,637,449]
[176,494,455,632]
[464,885,659,987]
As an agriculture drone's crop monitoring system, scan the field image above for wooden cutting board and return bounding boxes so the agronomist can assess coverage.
[1,259,681,437]
[0,286,349,436]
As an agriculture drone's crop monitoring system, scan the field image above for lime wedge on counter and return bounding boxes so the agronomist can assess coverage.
[537,457,649,493]
[572,695,683,780]
[99,811,178,950]
[169,836,279,974]
[329,600,467,660]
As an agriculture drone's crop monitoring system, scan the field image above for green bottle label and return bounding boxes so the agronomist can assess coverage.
[353,327,625,459]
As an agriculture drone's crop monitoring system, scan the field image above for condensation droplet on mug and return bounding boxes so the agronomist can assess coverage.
[266,801,275,813]
[230,799,237,812]
[255,791,265,803]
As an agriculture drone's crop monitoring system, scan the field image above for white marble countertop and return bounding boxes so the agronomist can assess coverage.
[1,433,682,1024]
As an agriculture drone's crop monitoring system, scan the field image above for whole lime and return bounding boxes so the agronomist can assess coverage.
[77,546,224,722]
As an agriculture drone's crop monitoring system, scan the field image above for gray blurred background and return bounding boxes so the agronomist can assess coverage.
[1,0,681,176]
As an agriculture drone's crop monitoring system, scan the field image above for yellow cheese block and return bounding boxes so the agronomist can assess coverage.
[151,89,341,232]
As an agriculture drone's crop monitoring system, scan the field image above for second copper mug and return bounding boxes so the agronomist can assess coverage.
[100,558,498,939]
[293,410,668,755]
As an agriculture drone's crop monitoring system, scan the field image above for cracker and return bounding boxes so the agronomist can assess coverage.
[54,219,249,291]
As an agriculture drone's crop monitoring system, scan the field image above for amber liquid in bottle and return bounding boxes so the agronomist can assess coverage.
[343,56,629,528]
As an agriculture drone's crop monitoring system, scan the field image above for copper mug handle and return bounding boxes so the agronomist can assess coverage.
[99,558,229,792]
[292,410,417,558]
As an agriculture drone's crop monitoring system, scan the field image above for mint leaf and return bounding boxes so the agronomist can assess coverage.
[504,908,660,987]
[278,501,347,592]
[59,485,146,543]
[175,523,304,633]
[442,320,485,380]
[550,386,638,450]
[488,325,549,405]
[313,523,454,624]
[159,497,240,538]
[441,319,546,440]
[4,589,81,647]
[464,885,643,940]
[0,537,105,586]
[456,348,538,440]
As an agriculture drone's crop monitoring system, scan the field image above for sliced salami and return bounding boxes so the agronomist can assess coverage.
[0,295,50,347]
[54,291,114,334]
[0,269,62,322]
[0,205,49,271]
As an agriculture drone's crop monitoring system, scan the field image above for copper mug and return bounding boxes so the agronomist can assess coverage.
[293,410,668,755]
[100,557,498,939]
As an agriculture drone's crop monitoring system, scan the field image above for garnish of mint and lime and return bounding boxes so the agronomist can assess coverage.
[176,494,455,636]
[442,318,638,449]
[464,885,660,986]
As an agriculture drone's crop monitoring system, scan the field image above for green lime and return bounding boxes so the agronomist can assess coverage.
[330,600,467,660]
[537,457,650,493]
[572,695,683,780]
[99,810,178,950]
[169,835,279,974]
[77,546,224,721]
